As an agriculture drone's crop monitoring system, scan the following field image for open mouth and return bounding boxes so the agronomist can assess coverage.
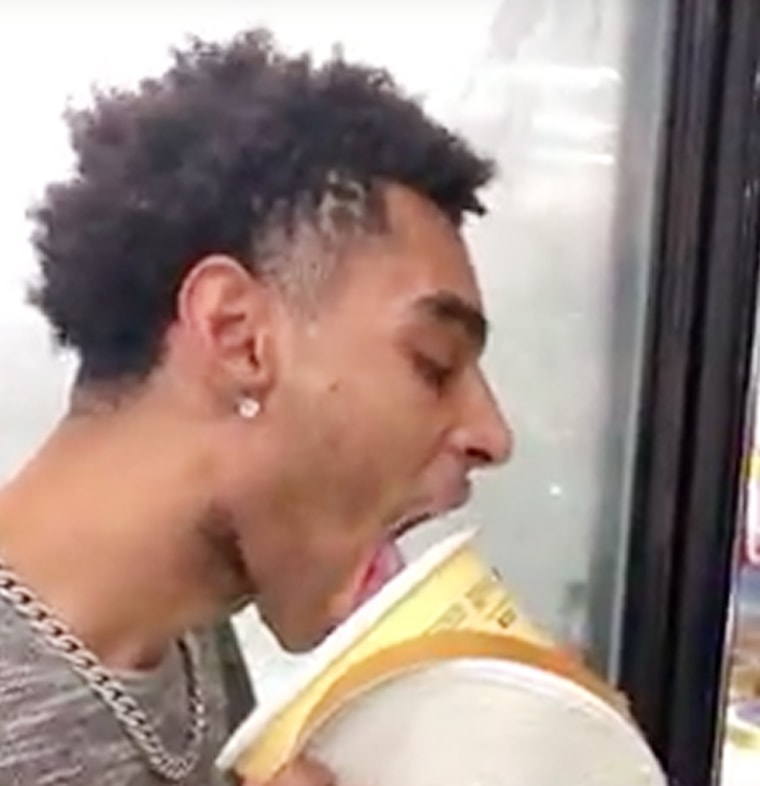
[392,509,437,539]
[346,479,473,616]
[349,510,437,612]
[352,538,405,607]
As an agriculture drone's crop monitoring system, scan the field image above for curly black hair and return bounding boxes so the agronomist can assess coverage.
[29,29,494,383]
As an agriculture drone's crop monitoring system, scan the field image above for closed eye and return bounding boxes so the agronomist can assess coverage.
[412,352,455,392]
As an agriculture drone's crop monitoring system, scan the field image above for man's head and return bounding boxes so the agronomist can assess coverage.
[28,30,512,650]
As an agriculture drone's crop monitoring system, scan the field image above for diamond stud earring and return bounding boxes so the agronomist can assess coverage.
[237,396,260,420]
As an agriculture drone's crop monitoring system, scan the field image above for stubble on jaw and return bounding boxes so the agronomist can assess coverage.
[194,502,256,612]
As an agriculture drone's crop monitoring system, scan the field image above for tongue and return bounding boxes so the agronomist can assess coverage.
[351,539,405,611]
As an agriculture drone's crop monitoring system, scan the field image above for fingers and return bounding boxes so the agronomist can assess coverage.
[277,757,335,786]
[242,755,336,786]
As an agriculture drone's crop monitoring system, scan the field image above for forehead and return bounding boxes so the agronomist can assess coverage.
[336,185,484,319]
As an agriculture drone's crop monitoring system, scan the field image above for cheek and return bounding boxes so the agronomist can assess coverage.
[278,382,393,519]
[311,376,451,540]
[344,378,446,478]
[286,327,446,485]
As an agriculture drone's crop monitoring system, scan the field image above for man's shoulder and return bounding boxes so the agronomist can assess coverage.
[0,606,235,785]
[0,597,79,701]
[0,603,117,783]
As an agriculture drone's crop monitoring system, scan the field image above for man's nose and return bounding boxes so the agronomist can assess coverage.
[452,375,513,468]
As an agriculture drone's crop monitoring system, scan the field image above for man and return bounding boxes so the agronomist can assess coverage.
[0,28,511,786]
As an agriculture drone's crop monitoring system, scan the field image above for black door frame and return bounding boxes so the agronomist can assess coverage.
[619,0,760,784]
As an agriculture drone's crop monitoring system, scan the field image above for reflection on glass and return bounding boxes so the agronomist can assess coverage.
[440,0,671,676]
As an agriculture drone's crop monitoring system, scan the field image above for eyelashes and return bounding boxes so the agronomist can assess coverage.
[411,351,455,393]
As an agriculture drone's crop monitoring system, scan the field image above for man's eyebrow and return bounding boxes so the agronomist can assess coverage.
[414,291,488,351]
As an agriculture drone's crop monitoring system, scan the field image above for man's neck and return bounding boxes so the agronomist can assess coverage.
[0,413,230,671]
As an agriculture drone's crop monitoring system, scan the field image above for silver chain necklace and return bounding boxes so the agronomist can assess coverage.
[0,557,207,782]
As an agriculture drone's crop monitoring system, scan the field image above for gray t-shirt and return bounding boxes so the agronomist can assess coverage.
[0,598,243,785]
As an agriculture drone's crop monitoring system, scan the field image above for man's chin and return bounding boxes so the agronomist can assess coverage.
[254,540,407,652]
[269,621,333,654]
[252,601,333,653]
[228,592,257,616]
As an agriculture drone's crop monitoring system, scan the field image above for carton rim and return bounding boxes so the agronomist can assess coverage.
[215,525,478,772]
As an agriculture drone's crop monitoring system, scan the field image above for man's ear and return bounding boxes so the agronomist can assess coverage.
[175,255,277,402]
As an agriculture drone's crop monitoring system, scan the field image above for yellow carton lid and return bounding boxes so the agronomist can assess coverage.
[217,527,664,786]
[302,648,667,786]
[727,699,760,752]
